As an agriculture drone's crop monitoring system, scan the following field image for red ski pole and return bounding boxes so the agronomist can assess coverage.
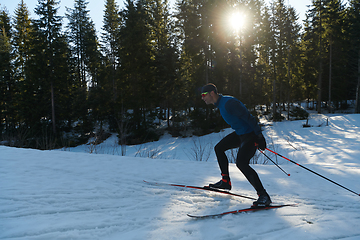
[258,149,290,176]
[265,148,360,197]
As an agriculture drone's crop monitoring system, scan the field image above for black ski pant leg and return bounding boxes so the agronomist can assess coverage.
[236,134,266,194]
[214,131,241,176]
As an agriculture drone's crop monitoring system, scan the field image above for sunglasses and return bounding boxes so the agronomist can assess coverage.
[201,92,208,97]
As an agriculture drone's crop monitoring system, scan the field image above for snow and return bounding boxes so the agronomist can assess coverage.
[1,113,360,240]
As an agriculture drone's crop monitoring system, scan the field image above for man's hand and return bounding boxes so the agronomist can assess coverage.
[256,133,266,150]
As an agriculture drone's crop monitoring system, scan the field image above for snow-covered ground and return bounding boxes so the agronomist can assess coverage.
[1,113,360,240]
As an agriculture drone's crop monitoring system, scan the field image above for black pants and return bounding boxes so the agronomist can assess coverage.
[214,131,265,194]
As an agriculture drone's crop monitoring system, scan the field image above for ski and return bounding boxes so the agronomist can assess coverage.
[187,204,297,219]
[143,180,257,200]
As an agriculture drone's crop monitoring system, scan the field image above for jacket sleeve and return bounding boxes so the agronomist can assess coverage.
[225,99,262,135]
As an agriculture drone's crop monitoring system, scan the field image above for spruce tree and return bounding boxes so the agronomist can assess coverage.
[150,0,180,131]
[32,0,65,137]
[119,0,154,140]
[302,0,325,110]
[100,0,121,122]
[96,0,122,144]
[346,0,360,112]
[257,4,274,110]
[66,0,99,86]
[322,0,346,111]
[12,0,33,131]
[0,7,13,137]
[284,6,302,117]
[66,0,100,134]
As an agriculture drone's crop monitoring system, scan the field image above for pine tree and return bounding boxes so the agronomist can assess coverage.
[101,0,121,106]
[173,0,206,132]
[0,7,13,137]
[173,0,202,99]
[32,0,64,136]
[98,0,122,145]
[150,0,180,131]
[284,6,302,118]
[322,0,346,111]
[302,0,325,111]
[257,4,274,110]
[66,0,99,86]
[13,1,32,83]
[102,0,121,58]
[346,0,360,112]
[66,0,100,134]
[303,0,347,112]
[268,0,288,118]
[118,0,155,142]
[12,0,33,131]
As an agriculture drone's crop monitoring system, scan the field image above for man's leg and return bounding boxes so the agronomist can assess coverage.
[214,131,241,175]
[209,132,241,190]
[236,133,271,206]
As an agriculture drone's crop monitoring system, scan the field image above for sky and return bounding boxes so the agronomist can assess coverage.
[1,0,314,34]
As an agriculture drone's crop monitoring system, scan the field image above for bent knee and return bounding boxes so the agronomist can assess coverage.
[236,161,250,171]
[214,143,223,153]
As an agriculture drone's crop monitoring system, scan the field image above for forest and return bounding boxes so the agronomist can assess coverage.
[1,0,360,149]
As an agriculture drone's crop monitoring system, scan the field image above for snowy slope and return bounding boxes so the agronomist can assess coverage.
[1,114,360,240]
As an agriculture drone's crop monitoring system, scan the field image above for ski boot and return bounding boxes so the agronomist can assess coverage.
[208,174,232,190]
[252,190,272,207]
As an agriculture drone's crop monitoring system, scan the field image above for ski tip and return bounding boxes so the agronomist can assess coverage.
[287,174,291,176]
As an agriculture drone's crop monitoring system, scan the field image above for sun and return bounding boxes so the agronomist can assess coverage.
[229,12,245,31]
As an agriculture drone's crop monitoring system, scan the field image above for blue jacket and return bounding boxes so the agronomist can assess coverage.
[214,95,261,136]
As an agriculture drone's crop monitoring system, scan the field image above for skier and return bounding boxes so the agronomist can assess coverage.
[201,83,271,206]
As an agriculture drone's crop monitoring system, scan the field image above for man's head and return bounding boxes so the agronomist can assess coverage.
[201,83,219,105]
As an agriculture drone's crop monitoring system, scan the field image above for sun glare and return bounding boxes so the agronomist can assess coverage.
[229,12,245,31]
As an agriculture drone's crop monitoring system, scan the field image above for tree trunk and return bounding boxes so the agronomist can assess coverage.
[328,41,332,113]
[51,81,56,135]
[273,67,277,118]
[356,50,360,113]
[317,2,323,114]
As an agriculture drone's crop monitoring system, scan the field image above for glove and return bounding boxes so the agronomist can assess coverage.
[256,133,266,150]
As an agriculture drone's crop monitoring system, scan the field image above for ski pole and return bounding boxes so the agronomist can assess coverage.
[258,149,290,176]
[265,148,360,197]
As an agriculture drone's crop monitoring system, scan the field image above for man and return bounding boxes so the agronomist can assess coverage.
[201,83,271,207]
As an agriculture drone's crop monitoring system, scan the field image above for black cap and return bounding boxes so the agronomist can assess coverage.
[201,83,218,94]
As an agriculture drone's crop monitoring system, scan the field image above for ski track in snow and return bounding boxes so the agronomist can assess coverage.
[1,113,360,239]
